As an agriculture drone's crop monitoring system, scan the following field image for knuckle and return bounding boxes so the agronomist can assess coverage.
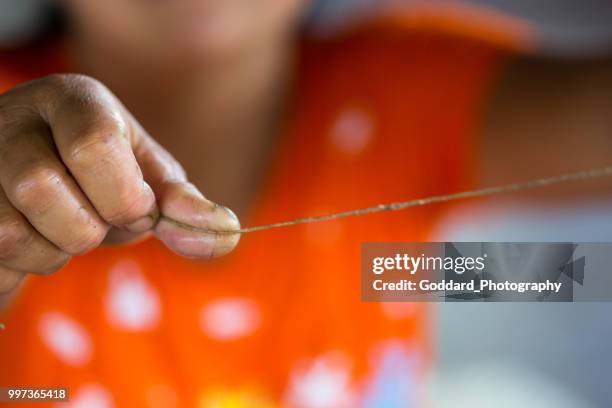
[0,270,23,295]
[62,226,106,256]
[0,216,33,260]
[45,74,119,120]
[104,184,149,225]
[42,74,105,97]
[9,166,62,215]
[39,74,120,120]
[39,74,73,93]
[66,126,125,168]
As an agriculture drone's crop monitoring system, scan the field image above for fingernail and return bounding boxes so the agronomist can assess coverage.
[222,205,240,225]
[211,205,241,232]
[210,205,241,257]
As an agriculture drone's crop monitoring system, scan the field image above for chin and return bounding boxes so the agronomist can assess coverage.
[163,21,254,64]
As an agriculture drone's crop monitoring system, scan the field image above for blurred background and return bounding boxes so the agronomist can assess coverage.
[2,1,612,407]
[3,0,612,54]
[431,202,612,408]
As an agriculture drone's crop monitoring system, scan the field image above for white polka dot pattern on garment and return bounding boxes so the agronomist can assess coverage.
[284,351,355,408]
[361,340,419,407]
[104,260,161,331]
[330,106,374,155]
[199,298,261,341]
[38,312,92,367]
[58,384,115,408]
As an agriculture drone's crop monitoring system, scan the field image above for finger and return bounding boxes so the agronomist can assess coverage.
[0,265,25,295]
[0,189,70,274]
[0,117,109,255]
[37,75,157,232]
[154,182,241,258]
[134,134,241,258]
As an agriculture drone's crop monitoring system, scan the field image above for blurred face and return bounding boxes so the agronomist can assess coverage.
[64,0,307,65]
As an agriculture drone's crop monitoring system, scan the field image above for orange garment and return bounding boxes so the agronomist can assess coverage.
[0,22,507,407]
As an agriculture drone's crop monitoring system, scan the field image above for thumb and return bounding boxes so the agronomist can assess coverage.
[132,124,241,259]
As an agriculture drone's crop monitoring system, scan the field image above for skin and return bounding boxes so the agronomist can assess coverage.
[0,74,242,294]
[0,0,306,299]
